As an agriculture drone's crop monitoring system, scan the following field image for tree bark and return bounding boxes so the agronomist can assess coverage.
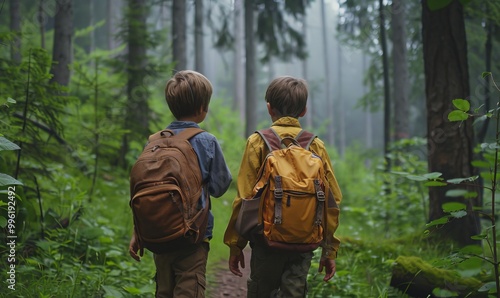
[172,0,186,71]
[244,0,256,137]
[422,0,480,245]
[194,0,204,73]
[9,0,21,64]
[302,10,312,129]
[320,0,333,146]
[379,0,391,171]
[39,0,45,49]
[233,0,245,124]
[120,0,150,167]
[392,0,409,141]
[50,0,73,87]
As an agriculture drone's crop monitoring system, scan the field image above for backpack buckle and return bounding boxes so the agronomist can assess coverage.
[274,216,282,224]
[317,191,325,201]
[274,189,283,199]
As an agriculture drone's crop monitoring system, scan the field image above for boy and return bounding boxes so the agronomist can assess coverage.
[224,76,342,297]
[129,70,232,298]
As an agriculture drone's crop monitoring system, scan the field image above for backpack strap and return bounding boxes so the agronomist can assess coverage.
[172,127,205,140]
[257,128,282,151]
[258,128,317,151]
[149,127,204,142]
[295,130,316,150]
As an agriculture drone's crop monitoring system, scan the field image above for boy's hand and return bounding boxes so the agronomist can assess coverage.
[229,251,245,277]
[129,234,143,262]
[318,258,336,281]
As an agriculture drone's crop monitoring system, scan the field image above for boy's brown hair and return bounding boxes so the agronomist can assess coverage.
[265,76,308,118]
[165,70,213,119]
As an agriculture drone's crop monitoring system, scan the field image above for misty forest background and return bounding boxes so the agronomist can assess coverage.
[1,0,500,297]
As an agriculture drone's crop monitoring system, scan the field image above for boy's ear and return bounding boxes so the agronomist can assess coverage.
[266,102,275,117]
[298,107,307,117]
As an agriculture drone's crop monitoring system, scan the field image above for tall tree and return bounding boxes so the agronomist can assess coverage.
[392,0,409,141]
[379,0,391,171]
[172,0,186,71]
[194,0,204,73]
[39,0,46,49]
[50,0,73,86]
[422,0,480,245]
[244,0,257,137]
[320,0,334,145]
[302,8,312,129]
[9,0,21,64]
[233,0,245,123]
[120,0,150,167]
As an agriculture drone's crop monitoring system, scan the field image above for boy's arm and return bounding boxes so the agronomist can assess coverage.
[207,138,232,198]
[224,134,263,255]
[311,139,342,260]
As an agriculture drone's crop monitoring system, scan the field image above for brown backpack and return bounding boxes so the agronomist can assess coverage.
[129,128,208,254]
[235,128,329,252]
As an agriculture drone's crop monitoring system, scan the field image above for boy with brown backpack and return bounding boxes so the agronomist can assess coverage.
[129,70,232,297]
[224,76,342,297]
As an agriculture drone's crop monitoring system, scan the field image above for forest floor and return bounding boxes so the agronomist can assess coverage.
[207,248,251,297]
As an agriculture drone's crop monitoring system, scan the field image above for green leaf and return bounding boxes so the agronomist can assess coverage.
[452,99,470,112]
[432,288,458,297]
[424,181,447,187]
[406,175,428,182]
[472,115,488,126]
[442,202,466,212]
[459,245,483,255]
[471,234,487,240]
[450,210,467,218]
[426,217,449,227]
[0,137,20,151]
[448,110,468,121]
[0,216,6,228]
[445,189,468,197]
[7,97,16,104]
[471,160,491,169]
[0,174,23,186]
[423,172,443,179]
[478,281,496,292]
[447,176,479,184]
[427,0,453,10]
[482,72,492,79]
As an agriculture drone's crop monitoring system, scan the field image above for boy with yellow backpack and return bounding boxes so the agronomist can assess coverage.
[224,76,342,297]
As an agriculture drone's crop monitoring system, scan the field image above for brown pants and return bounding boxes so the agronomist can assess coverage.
[247,243,313,298]
[153,242,209,298]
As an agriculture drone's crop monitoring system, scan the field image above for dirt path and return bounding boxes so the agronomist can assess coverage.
[207,248,251,297]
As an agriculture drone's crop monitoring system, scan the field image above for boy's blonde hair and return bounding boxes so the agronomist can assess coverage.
[165,70,213,119]
[265,76,308,118]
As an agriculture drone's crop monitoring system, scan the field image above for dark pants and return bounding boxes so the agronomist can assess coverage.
[247,243,313,298]
[153,242,209,298]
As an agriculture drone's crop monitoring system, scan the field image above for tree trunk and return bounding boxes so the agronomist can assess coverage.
[392,0,409,141]
[194,0,204,73]
[244,0,256,137]
[422,0,480,245]
[233,0,245,124]
[320,0,333,146]
[39,0,45,49]
[302,10,312,129]
[120,0,150,167]
[379,0,391,171]
[50,0,73,87]
[90,0,95,54]
[172,0,186,71]
[476,18,492,144]
[9,0,21,64]
[337,43,345,157]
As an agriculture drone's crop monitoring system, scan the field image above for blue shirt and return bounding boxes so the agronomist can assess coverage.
[166,121,232,240]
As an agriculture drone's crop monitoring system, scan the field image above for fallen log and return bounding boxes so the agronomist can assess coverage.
[390,256,487,298]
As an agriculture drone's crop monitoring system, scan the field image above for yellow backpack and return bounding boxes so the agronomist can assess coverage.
[236,128,329,252]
